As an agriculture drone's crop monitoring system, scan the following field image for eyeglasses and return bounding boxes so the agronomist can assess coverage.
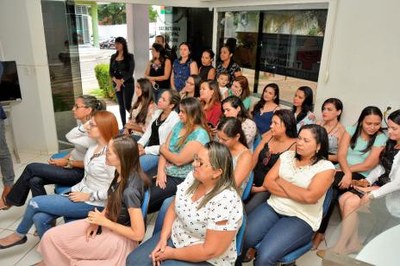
[73,104,88,109]
[193,154,211,168]
[185,81,195,86]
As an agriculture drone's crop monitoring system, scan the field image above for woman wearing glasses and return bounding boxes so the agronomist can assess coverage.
[0,111,118,249]
[127,142,243,266]
[0,96,104,210]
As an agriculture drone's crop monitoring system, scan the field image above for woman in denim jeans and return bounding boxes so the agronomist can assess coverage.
[0,95,104,210]
[236,125,335,266]
[0,111,118,249]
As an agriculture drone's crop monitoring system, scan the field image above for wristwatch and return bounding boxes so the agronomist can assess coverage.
[64,158,74,169]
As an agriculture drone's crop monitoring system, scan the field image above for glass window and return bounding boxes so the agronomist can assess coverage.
[217,9,327,104]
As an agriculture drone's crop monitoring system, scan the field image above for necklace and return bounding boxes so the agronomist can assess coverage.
[325,121,339,135]
[155,113,167,126]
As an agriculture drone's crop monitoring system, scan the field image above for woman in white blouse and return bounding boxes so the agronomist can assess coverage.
[0,111,119,249]
[238,124,335,266]
[127,141,243,266]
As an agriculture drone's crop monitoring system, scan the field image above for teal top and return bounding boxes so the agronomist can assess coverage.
[228,90,251,110]
[345,125,387,177]
[165,122,210,178]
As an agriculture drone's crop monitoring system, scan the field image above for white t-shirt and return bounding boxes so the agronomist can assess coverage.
[268,151,334,231]
[171,171,243,266]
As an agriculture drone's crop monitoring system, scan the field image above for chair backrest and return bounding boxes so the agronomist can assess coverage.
[253,133,262,150]
[241,172,254,201]
[141,189,151,222]
[236,214,247,256]
[322,187,333,217]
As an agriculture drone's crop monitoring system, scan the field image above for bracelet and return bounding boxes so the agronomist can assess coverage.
[64,158,73,169]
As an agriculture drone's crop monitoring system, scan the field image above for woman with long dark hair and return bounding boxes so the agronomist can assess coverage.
[109,37,135,126]
[179,74,201,99]
[317,109,400,257]
[315,106,387,250]
[292,86,316,131]
[123,78,156,141]
[36,135,149,265]
[252,83,280,135]
[144,43,172,101]
[229,76,251,110]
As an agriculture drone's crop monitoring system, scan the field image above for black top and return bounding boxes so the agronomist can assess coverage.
[199,65,214,82]
[149,60,170,89]
[109,53,135,85]
[148,114,166,147]
[253,138,296,186]
[108,173,145,226]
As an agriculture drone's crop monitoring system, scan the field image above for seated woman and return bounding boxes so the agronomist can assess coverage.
[316,106,387,250]
[313,98,346,249]
[35,135,149,265]
[0,95,104,209]
[217,117,252,193]
[123,78,157,140]
[317,109,400,257]
[222,96,257,149]
[229,76,251,110]
[138,89,181,175]
[148,97,210,213]
[126,141,243,266]
[0,111,118,248]
[237,124,335,266]
[252,83,280,135]
[318,98,346,163]
[246,109,297,214]
[292,86,316,132]
[200,80,222,128]
[179,74,201,99]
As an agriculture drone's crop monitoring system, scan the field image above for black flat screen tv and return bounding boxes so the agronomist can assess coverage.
[0,61,22,102]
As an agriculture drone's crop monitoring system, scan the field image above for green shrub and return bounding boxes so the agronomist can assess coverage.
[94,64,115,99]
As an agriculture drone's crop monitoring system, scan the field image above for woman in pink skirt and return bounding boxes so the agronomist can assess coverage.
[37,135,149,265]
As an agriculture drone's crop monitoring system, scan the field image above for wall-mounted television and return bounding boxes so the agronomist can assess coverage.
[0,61,22,102]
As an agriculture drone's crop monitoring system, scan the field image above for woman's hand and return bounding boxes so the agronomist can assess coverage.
[156,171,167,189]
[85,222,99,241]
[48,158,68,167]
[150,238,169,266]
[251,185,265,194]
[138,144,145,156]
[68,191,90,202]
[87,208,110,227]
[338,173,352,189]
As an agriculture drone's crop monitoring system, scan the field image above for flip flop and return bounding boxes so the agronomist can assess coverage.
[0,236,27,249]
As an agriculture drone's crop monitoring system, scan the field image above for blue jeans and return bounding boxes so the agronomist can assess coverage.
[140,154,159,176]
[16,194,102,238]
[0,118,15,186]
[126,232,212,266]
[240,202,313,266]
[6,162,84,206]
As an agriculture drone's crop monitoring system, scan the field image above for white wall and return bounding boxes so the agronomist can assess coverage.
[0,0,58,154]
[315,0,400,125]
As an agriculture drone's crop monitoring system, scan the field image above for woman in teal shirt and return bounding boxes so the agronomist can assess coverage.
[229,76,251,110]
[314,106,387,250]
[148,97,210,213]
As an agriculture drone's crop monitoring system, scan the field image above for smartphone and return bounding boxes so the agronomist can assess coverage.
[61,191,72,197]
[349,188,365,198]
